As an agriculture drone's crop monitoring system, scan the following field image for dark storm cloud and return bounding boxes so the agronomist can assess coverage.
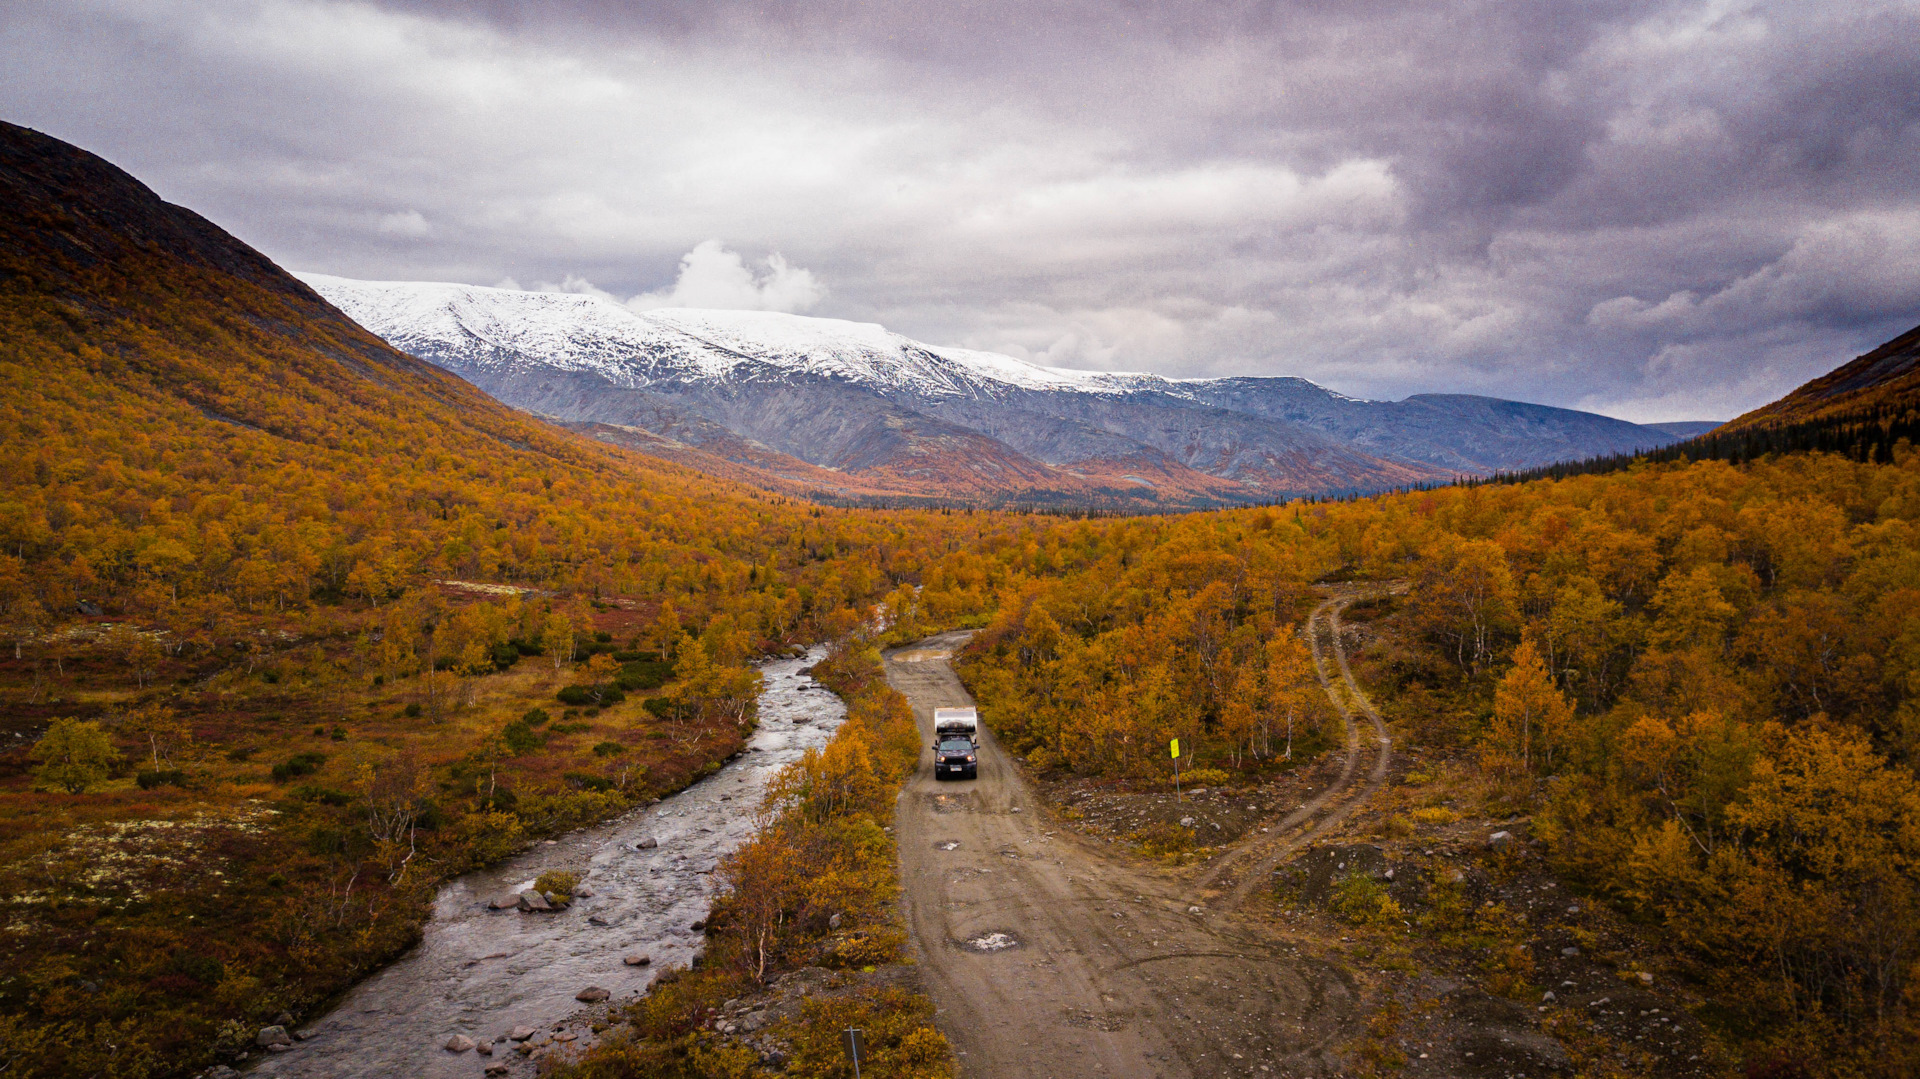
[3,0,1917,419]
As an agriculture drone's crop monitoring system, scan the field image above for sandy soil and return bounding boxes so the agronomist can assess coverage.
[887,633,1358,1079]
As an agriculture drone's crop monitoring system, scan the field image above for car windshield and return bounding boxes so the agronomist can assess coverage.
[938,740,972,754]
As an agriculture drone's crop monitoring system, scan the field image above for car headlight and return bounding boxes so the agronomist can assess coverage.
[967,755,976,762]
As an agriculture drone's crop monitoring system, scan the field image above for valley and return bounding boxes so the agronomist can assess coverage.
[3,116,1920,1079]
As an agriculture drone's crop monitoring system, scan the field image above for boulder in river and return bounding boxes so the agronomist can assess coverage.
[623,953,652,967]
[476,1040,494,1056]
[690,919,706,931]
[488,895,519,910]
[485,1063,510,1077]
[256,1026,291,1049]
[509,1026,536,1041]
[573,883,595,898]
[634,836,658,850]
[445,1034,475,1053]
[517,890,552,912]
[576,986,612,1003]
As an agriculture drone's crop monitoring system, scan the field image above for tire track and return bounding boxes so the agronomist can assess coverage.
[1197,585,1398,911]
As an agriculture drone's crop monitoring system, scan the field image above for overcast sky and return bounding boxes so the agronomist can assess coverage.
[5,0,1919,420]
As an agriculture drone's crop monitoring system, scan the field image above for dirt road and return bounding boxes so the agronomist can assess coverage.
[887,633,1356,1079]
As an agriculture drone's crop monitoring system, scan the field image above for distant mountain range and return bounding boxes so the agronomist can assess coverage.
[303,275,1715,507]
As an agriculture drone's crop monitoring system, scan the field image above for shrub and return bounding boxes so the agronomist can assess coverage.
[1126,822,1195,857]
[592,740,626,757]
[502,720,544,755]
[563,771,614,792]
[30,718,120,793]
[1412,806,1460,825]
[616,660,673,692]
[135,769,188,790]
[1332,876,1405,928]
[403,702,421,718]
[522,708,550,727]
[1179,767,1233,787]
[290,784,351,805]
[269,752,327,782]
[556,685,593,706]
[534,870,580,899]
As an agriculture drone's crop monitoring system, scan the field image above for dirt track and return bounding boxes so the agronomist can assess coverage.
[1196,586,1400,909]
[887,632,1358,1079]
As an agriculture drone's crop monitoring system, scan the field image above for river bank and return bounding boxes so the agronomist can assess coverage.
[246,647,846,1079]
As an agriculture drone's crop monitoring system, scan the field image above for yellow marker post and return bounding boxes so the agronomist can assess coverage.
[1171,738,1181,799]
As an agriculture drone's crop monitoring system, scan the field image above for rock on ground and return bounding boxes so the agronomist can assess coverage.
[576,986,611,1002]
[445,1034,475,1052]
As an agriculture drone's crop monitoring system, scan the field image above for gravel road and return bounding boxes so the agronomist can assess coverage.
[887,632,1357,1079]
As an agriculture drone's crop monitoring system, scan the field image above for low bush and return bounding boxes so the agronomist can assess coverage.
[269,752,327,782]
[290,784,352,806]
[1178,767,1232,787]
[135,769,188,790]
[534,870,580,899]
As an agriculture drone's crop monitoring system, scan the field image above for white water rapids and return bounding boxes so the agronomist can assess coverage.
[259,647,845,1078]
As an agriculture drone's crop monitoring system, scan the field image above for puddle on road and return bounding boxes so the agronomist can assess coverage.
[962,931,1021,952]
[263,647,846,1079]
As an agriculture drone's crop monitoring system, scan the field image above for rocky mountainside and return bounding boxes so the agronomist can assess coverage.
[303,276,1712,506]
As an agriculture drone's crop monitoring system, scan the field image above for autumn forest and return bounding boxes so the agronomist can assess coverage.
[5,117,1920,1079]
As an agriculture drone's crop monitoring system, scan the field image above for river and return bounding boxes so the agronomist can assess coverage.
[257,647,845,1078]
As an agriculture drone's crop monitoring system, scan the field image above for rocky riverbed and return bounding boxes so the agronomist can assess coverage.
[243,647,846,1079]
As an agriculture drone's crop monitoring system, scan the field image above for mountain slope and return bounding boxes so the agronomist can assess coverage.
[1716,322,1920,434]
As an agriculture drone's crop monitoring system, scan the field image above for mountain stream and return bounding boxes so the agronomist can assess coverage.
[259,647,845,1078]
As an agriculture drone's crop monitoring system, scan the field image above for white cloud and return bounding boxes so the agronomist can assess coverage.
[532,273,620,302]
[375,209,429,236]
[627,240,825,313]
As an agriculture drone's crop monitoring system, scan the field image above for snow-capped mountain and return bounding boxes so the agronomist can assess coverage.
[303,275,1167,399]
[301,273,1711,506]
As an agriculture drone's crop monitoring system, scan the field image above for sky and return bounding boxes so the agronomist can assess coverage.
[4,0,1919,421]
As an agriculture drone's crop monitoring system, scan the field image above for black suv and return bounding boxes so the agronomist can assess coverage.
[934,737,977,780]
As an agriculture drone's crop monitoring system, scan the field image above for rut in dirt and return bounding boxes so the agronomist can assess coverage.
[1194,584,1399,911]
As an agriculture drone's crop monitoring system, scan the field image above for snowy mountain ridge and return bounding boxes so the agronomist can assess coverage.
[302,273,1714,507]
[299,273,1167,401]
